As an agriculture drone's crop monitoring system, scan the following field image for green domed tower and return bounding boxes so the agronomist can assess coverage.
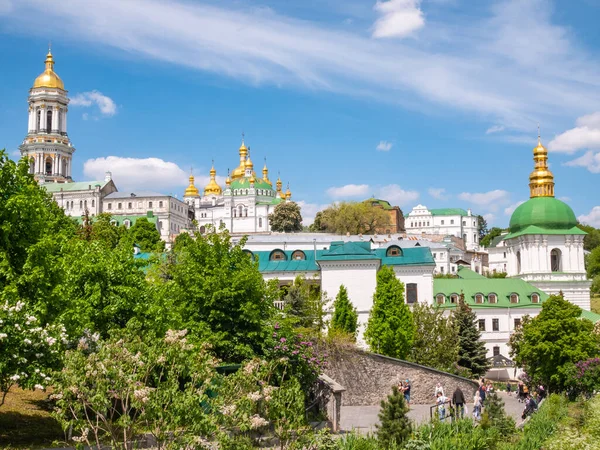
[503,136,590,310]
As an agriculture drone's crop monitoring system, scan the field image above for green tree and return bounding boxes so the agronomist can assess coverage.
[313,202,390,235]
[282,275,325,332]
[480,391,515,436]
[329,285,358,338]
[409,303,459,371]
[159,230,274,362]
[453,296,490,377]
[129,217,164,252]
[365,266,414,358]
[477,215,488,240]
[587,246,600,279]
[90,213,129,248]
[268,201,303,232]
[480,227,504,248]
[578,223,600,252]
[510,294,600,392]
[376,386,411,447]
[308,211,327,232]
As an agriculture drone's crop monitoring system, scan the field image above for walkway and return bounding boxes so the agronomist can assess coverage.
[340,391,526,433]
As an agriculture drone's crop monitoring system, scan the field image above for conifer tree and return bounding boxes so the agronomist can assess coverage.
[365,265,415,359]
[376,385,411,447]
[453,294,490,377]
[480,391,515,436]
[329,285,358,338]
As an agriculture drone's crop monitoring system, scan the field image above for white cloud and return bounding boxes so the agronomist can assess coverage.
[558,196,571,202]
[504,200,526,216]
[379,184,419,206]
[458,189,510,212]
[548,112,600,154]
[372,0,425,39]
[428,187,448,200]
[483,213,496,225]
[327,184,370,198]
[486,125,505,134]
[376,140,393,151]
[564,151,600,173]
[70,90,117,117]
[83,156,187,192]
[4,0,600,128]
[576,112,600,129]
[578,206,600,228]
[296,200,330,226]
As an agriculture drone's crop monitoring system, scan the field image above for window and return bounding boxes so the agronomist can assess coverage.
[551,248,561,272]
[124,219,131,228]
[450,219,454,224]
[475,294,484,304]
[514,318,521,329]
[440,266,445,274]
[45,157,52,175]
[510,293,519,304]
[474,234,477,242]
[269,250,286,261]
[478,319,486,331]
[159,201,163,208]
[516,251,522,274]
[91,199,95,207]
[84,200,87,207]
[118,202,122,209]
[463,220,466,226]
[531,293,540,304]
[406,283,418,304]
[488,293,497,304]
[386,246,402,257]
[492,319,499,331]
[436,294,445,304]
[291,250,306,261]
[36,110,41,130]
[503,252,506,258]
[128,202,132,209]
[79,200,83,209]
[46,109,52,133]
[433,253,437,259]
[493,346,500,357]
[233,209,237,218]
[450,294,459,304]
[463,233,467,242]
[441,220,445,225]
[108,203,112,210]
[149,201,153,208]
[451,266,456,273]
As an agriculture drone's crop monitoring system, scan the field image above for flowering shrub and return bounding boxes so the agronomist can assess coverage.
[571,358,600,397]
[0,299,66,404]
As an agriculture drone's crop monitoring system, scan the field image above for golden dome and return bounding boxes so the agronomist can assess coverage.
[262,160,272,185]
[529,136,555,198]
[285,184,292,200]
[245,154,254,170]
[33,51,65,90]
[184,174,200,197]
[225,170,231,187]
[204,163,222,196]
[276,176,282,192]
[231,139,249,180]
[249,174,256,184]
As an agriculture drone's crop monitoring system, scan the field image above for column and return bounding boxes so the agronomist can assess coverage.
[52,108,59,133]
[40,107,46,132]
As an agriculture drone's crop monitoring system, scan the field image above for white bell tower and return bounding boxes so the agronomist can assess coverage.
[19,49,75,183]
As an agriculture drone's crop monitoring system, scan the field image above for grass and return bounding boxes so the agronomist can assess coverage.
[591,295,600,315]
[0,387,65,449]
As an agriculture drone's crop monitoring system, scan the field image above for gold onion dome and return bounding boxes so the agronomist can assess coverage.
[276,176,282,192]
[245,155,254,171]
[225,170,231,187]
[262,160,271,185]
[204,162,222,196]
[184,174,200,197]
[285,184,292,200]
[33,50,65,90]
[529,136,555,198]
[231,140,248,180]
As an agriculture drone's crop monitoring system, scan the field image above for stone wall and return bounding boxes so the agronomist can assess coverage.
[325,350,478,406]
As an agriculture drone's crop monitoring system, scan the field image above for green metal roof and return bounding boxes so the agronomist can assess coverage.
[364,198,394,210]
[489,235,505,248]
[254,249,321,272]
[429,208,469,216]
[579,309,600,324]
[256,197,283,206]
[229,177,275,192]
[506,197,585,239]
[43,180,107,193]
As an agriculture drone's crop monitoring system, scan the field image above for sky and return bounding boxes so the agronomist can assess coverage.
[1,0,600,227]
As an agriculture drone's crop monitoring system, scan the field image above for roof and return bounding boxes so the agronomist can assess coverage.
[43,180,107,193]
[229,177,274,191]
[254,249,321,272]
[104,191,168,199]
[364,198,395,210]
[489,235,505,248]
[429,208,470,216]
[316,241,435,266]
[579,309,600,324]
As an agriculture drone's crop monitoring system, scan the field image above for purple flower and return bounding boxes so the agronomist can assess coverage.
[280,337,287,343]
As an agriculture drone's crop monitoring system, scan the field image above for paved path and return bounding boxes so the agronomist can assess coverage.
[340,391,526,433]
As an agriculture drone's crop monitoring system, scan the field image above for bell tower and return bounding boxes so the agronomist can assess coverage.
[19,48,75,183]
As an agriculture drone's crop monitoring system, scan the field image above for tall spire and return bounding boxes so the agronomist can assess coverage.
[529,129,555,198]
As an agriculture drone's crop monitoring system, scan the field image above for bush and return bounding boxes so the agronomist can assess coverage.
[376,386,411,447]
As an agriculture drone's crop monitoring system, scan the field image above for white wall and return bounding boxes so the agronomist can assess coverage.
[393,266,434,304]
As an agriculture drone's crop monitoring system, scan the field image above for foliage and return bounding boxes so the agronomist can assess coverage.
[268,201,303,232]
[51,329,219,449]
[453,296,490,377]
[159,230,274,362]
[282,275,326,332]
[480,391,515,437]
[433,273,459,279]
[376,386,411,447]
[311,202,390,235]
[129,217,165,252]
[477,215,488,241]
[510,295,600,392]
[486,271,507,278]
[569,357,600,398]
[364,266,414,359]
[90,213,129,249]
[587,246,600,279]
[408,303,459,372]
[0,299,66,405]
[329,285,358,338]
[480,227,504,248]
[577,223,600,252]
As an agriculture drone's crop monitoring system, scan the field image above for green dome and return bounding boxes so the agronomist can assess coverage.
[509,197,577,234]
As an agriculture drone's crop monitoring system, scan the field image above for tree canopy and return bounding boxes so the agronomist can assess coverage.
[129,217,165,252]
[480,227,505,248]
[268,201,303,233]
[577,223,600,252]
[329,285,358,338]
[310,202,390,235]
[477,215,488,240]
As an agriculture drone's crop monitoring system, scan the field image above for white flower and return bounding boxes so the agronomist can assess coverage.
[26,315,37,324]
[34,384,44,390]
[220,404,237,416]
[45,336,57,346]
[0,333,7,340]
[10,374,20,381]
[14,323,21,331]
[23,338,32,345]
[247,391,263,402]
[35,353,43,358]
[250,414,269,429]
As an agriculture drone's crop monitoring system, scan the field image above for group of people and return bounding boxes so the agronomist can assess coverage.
[515,381,545,419]
[435,383,468,421]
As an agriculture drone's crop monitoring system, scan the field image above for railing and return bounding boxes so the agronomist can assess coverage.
[273,300,285,310]
[429,399,453,421]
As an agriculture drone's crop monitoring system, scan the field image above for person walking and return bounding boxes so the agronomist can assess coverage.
[436,391,448,421]
[518,381,524,403]
[506,381,512,396]
[403,379,411,407]
[473,390,482,420]
[452,386,466,419]
[435,382,445,398]
[478,382,487,408]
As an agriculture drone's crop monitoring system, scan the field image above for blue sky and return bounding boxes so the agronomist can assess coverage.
[1,0,600,227]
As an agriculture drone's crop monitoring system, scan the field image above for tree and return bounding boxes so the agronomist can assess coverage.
[91,213,129,249]
[510,294,600,392]
[408,303,459,371]
[269,201,303,232]
[480,227,504,248]
[312,202,390,235]
[587,246,600,279]
[129,217,164,252]
[578,223,600,252]
[365,266,414,358]
[376,386,411,447]
[329,285,358,338]
[477,215,488,240]
[480,391,515,436]
[453,296,490,377]
[282,275,324,332]
[308,211,327,232]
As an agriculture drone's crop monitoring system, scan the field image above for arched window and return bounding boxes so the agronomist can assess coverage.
[45,157,52,175]
[436,294,445,304]
[406,283,418,304]
[244,208,248,217]
[79,200,83,209]
[386,246,402,257]
[450,294,459,304]
[531,293,540,304]
[510,293,519,304]
[233,209,237,218]
[269,249,287,261]
[463,233,467,242]
[46,109,52,133]
[291,250,306,261]
[259,217,263,227]
[70,201,74,209]
[124,219,131,228]
[475,293,484,304]
[516,251,521,274]
[488,293,497,304]
[91,199,95,207]
[550,249,561,272]
[159,201,163,208]
[148,201,153,208]
[199,225,206,233]
[36,110,41,131]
